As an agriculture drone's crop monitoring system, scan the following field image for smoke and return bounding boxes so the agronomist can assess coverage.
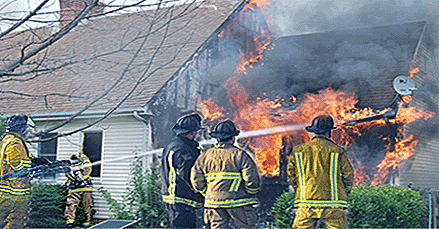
[267,0,439,37]
[219,0,439,107]
[203,0,439,110]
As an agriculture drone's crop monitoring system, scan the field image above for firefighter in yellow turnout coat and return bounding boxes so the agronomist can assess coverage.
[288,115,354,229]
[0,115,34,229]
[191,120,260,229]
[65,152,94,227]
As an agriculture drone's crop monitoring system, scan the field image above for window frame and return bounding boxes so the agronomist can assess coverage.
[82,130,103,178]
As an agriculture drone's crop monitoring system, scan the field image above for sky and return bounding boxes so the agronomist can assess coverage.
[0,0,193,32]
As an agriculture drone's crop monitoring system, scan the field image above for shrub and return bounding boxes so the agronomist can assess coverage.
[99,157,168,228]
[272,191,295,228]
[271,185,427,228]
[28,183,66,228]
[28,182,94,228]
[349,184,427,228]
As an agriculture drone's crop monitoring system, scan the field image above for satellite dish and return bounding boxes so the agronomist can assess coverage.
[393,75,417,96]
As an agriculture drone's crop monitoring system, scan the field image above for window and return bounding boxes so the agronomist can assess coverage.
[38,132,58,162]
[82,131,103,178]
[38,132,58,179]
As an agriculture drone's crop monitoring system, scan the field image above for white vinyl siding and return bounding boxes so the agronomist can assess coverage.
[396,40,439,192]
[30,115,151,219]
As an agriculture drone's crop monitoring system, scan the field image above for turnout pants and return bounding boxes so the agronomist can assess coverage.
[0,195,30,229]
[65,191,93,225]
[165,203,197,228]
[293,207,348,229]
[204,205,257,229]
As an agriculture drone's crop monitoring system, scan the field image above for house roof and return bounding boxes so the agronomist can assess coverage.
[0,0,240,116]
[244,21,426,110]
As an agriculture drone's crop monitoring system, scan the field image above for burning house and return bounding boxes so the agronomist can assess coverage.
[151,0,439,209]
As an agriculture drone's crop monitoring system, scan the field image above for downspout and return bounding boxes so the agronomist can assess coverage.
[133,111,153,173]
[429,190,432,229]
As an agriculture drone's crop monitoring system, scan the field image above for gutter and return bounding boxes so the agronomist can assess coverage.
[26,107,149,122]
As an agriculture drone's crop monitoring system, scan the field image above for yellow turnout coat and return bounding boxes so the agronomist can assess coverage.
[287,135,354,208]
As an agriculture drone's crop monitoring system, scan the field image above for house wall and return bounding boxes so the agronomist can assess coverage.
[29,115,151,219]
[149,47,210,148]
[397,28,439,191]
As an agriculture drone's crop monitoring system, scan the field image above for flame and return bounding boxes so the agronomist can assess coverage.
[354,165,371,185]
[201,98,226,120]
[243,0,272,11]
[202,84,435,181]
[408,67,420,78]
[200,0,435,184]
[218,30,225,38]
[235,25,271,75]
[371,134,418,185]
[290,96,297,103]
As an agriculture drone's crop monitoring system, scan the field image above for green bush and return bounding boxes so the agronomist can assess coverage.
[28,183,67,228]
[99,157,168,228]
[29,182,96,228]
[272,191,295,228]
[271,185,427,228]
[349,184,427,228]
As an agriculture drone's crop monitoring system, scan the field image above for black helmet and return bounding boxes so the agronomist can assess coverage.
[171,114,205,134]
[5,114,33,134]
[209,120,240,140]
[305,115,337,134]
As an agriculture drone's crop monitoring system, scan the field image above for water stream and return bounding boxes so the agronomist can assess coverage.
[83,124,305,169]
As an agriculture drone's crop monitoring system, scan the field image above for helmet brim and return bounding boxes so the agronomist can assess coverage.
[209,129,240,139]
[305,125,337,134]
[171,125,205,134]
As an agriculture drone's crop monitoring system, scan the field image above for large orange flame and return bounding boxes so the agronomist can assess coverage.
[202,83,435,182]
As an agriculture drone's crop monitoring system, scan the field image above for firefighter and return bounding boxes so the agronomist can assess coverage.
[191,120,261,229]
[65,151,94,228]
[287,115,354,229]
[161,113,205,228]
[0,114,34,229]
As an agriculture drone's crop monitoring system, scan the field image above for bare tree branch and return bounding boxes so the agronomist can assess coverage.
[0,0,50,38]
[0,0,100,76]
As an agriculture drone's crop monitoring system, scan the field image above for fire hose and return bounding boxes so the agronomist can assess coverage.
[0,158,82,180]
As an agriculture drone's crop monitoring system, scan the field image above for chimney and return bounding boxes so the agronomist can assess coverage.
[59,0,105,28]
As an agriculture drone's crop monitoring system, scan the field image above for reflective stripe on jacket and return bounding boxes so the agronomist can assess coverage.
[287,135,354,208]
[0,133,32,197]
[191,142,260,208]
[66,153,94,194]
[161,136,204,208]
